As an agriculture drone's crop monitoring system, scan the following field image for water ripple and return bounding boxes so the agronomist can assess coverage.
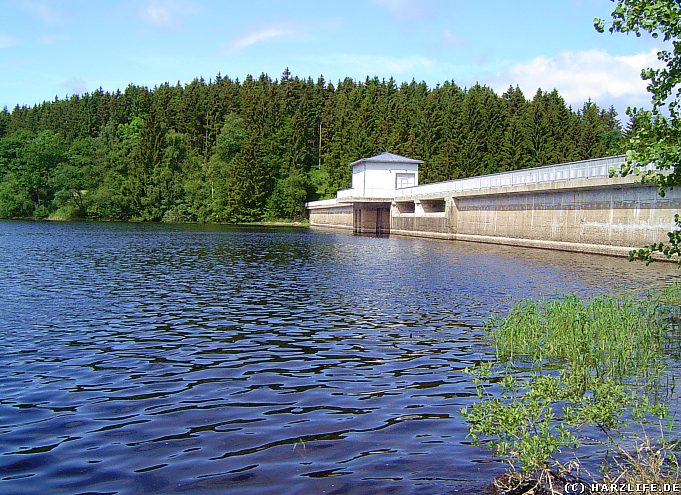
[0,221,678,494]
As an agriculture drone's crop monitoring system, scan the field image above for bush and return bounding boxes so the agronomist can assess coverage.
[462,293,677,478]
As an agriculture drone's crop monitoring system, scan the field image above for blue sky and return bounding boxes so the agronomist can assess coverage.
[0,0,662,119]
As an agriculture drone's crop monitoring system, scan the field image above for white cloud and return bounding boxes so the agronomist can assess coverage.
[0,34,19,48]
[139,0,199,29]
[490,48,662,114]
[228,19,342,53]
[380,56,434,73]
[230,25,299,52]
[442,30,467,47]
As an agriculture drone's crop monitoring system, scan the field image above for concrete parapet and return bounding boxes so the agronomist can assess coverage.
[391,215,451,234]
[388,177,680,258]
[306,155,681,259]
[308,205,353,230]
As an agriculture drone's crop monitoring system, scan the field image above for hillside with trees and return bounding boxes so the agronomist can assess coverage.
[0,69,626,222]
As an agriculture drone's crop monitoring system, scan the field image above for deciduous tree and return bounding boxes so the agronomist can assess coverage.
[596,0,681,263]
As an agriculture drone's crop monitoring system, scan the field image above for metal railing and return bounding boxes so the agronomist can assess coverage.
[394,155,628,199]
[337,187,396,200]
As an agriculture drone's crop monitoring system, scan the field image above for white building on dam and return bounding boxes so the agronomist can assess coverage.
[305,152,681,258]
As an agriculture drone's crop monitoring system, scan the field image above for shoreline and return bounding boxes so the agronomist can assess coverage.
[1,216,310,228]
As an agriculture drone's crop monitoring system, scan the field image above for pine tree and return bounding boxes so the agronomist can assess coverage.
[500,117,528,171]
[525,90,551,167]
[0,107,9,138]
[599,106,623,154]
[578,100,607,160]
[0,69,622,221]
[454,84,505,177]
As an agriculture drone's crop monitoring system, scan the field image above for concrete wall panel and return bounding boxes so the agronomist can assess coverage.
[309,206,353,230]
[454,185,679,248]
[308,179,680,257]
[391,215,450,234]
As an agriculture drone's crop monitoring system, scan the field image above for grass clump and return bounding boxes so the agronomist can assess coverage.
[461,292,679,490]
[601,431,680,494]
[461,365,670,475]
[487,294,668,378]
[660,281,681,306]
[600,426,680,492]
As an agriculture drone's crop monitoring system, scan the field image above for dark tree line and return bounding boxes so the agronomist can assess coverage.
[0,69,628,222]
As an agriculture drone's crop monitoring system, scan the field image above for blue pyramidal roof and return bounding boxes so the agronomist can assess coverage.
[350,152,423,167]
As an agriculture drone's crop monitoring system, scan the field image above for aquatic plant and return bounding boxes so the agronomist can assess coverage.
[461,365,669,474]
[600,427,680,492]
[486,294,669,379]
[461,292,679,482]
[660,281,681,307]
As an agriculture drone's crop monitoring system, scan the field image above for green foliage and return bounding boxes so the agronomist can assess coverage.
[0,71,625,222]
[0,107,9,138]
[224,136,270,223]
[486,294,668,378]
[214,113,247,162]
[207,113,250,222]
[462,294,676,475]
[0,172,32,217]
[462,364,669,473]
[266,170,309,221]
[462,366,576,473]
[659,280,681,306]
[579,101,607,160]
[596,0,681,264]
[0,130,67,217]
[308,167,336,200]
[48,137,99,219]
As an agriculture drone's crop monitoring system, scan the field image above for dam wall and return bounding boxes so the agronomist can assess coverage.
[391,178,679,256]
[307,200,353,231]
[307,155,681,257]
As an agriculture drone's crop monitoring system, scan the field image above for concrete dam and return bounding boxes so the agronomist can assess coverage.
[305,153,681,257]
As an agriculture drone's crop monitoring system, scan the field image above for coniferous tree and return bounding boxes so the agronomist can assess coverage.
[0,69,624,221]
[525,90,552,167]
[454,84,505,176]
[500,117,528,171]
[599,106,624,154]
[0,107,10,138]
[579,100,607,159]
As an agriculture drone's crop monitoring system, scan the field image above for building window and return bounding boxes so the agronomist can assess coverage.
[396,173,415,189]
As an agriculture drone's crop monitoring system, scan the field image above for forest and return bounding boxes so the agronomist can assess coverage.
[0,68,628,222]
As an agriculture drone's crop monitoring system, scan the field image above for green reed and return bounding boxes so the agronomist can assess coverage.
[486,294,668,379]
[463,291,678,477]
[660,281,681,306]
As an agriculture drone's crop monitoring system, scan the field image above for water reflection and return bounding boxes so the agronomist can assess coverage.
[0,221,678,494]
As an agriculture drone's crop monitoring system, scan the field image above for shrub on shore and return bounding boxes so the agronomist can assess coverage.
[461,291,680,493]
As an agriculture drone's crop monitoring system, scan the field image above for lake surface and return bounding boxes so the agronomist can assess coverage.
[1,221,679,495]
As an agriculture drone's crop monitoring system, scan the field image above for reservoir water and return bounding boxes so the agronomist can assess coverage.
[1,221,679,494]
